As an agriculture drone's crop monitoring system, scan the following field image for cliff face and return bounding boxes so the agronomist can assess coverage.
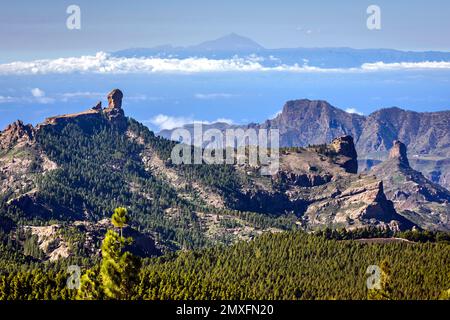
[261,99,364,148]
[234,137,412,231]
[23,219,161,262]
[159,100,450,190]
[0,120,34,150]
[104,89,127,129]
[329,136,358,174]
[4,90,450,258]
[358,108,450,157]
[41,89,127,130]
[266,103,450,189]
[0,119,56,204]
[388,140,410,167]
[371,141,450,231]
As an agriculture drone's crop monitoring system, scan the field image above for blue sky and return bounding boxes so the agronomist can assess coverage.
[2,0,450,62]
[1,1,450,131]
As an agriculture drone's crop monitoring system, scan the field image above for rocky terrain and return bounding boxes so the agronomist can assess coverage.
[371,141,450,231]
[1,89,449,262]
[237,136,413,231]
[23,219,161,262]
[159,99,450,190]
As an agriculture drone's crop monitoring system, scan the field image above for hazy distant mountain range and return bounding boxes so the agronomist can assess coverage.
[114,33,450,68]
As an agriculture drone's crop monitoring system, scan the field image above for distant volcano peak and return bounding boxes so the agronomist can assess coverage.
[190,33,264,52]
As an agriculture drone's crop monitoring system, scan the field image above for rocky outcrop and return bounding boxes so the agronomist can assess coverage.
[106,89,123,109]
[388,140,409,167]
[159,100,450,189]
[297,175,413,231]
[260,99,364,147]
[92,101,102,111]
[0,120,34,150]
[275,172,332,188]
[372,141,450,231]
[104,89,126,129]
[24,219,161,262]
[232,137,414,230]
[43,108,102,127]
[330,136,358,173]
[40,89,127,131]
[360,181,409,228]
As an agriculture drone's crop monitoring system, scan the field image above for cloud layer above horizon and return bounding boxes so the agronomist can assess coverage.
[1,52,450,75]
[147,114,234,131]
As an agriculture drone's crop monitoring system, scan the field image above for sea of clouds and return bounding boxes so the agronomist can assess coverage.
[1,52,450,75]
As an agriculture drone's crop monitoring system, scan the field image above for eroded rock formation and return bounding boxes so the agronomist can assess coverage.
[0,120,34,150]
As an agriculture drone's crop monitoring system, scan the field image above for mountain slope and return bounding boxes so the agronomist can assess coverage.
[1,90,261,251]
[159,100,450,189]
[158,99,365,148]
[0,90,425,260]
[260,99,365,147]
[371,141,450,231]
[358,107,450,156]
[189,33,264,52]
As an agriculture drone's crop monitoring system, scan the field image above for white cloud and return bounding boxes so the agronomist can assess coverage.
[0,89,161,106]
[60,91,103,98]
[0,52,264,75]
[59,91,104,102]
[194,93,236,100]
[296,26,318,35]
[0,52,449,75]
[31,88,45,98]
[127,94,154,101]
[147,114,234,131]
[270,110,282,119]
[345,108,364,115]
[30,88,54,104]
[210,118,234,125]
[148,114,194,131]
[361,61,450,71]
[0,96,16,104]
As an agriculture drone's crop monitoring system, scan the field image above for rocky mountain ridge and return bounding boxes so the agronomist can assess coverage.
[159,99,450,190]
[1,89,449,263]
[371,141,450,231]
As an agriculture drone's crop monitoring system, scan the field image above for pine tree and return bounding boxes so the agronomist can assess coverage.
[77,266,103,300]
[440,288,450,300]
[440,273,450,300]
[75,208,141,300]
[111,207,129,238]
[100,229,141,299]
